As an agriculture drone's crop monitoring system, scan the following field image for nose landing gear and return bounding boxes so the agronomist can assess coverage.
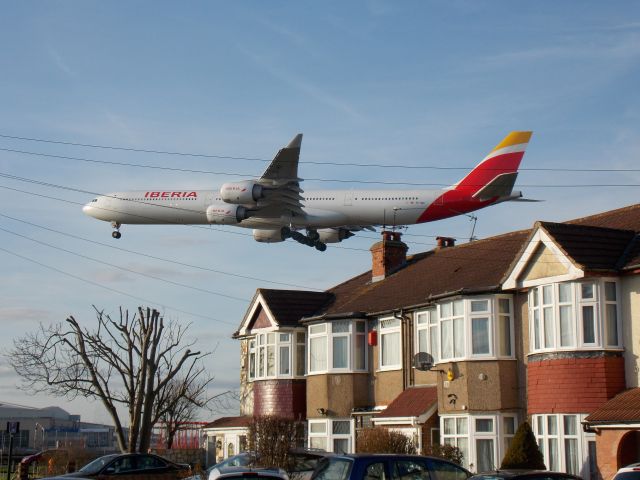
[111,222,122,239]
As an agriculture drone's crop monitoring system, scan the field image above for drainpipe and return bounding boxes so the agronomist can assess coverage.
[394,309,414,390]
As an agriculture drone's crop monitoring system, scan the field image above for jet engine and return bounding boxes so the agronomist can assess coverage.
[206,203,249,224]
[253,228,288,243]
[317,228,354,243]
[220,181,264,204]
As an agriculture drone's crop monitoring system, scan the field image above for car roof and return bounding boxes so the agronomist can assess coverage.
[470,471,582,479]
[215,467,286,479]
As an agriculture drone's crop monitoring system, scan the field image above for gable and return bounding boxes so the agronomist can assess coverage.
[249,305,273,330]
[519,243,570,283]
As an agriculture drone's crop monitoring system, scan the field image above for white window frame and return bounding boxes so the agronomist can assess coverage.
[528,279,622,354]
[307,321,368,375]
[441,413,518,473]
[533,413,595,478]
[248,328,305,381]
[307,418,355,453]
[437,296,514,363]
[415,308,438,363]
[379,317,402,371]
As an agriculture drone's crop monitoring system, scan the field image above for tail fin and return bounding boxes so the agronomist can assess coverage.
[451,131,532,196]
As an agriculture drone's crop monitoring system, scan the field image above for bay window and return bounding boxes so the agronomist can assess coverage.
[437,296,514,362]
[529,280,621,353]
[308,320,367,374]
[533,414,595,477]
[248,330,305,380]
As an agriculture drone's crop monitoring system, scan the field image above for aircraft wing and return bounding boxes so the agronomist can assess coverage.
[254,134,305,218]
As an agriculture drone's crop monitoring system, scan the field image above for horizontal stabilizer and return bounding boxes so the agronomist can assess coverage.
[472,172,518,201]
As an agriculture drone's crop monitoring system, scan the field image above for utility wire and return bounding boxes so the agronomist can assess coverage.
[3,149,640,187]
[2,132,640,173]
[0,212,325,290]
[0,245,234,325]
[0,226,249,303]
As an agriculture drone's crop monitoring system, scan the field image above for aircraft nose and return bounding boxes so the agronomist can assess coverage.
[82,203,93,216]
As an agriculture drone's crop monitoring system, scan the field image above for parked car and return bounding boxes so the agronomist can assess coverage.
[614,463,640,480]
[310,454,471,480]
[208,450,327,480]
[43,453,191,480]
[468,471,582,480]
[216,468,288,480]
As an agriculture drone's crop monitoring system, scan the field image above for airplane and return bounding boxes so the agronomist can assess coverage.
[83,131,533,251]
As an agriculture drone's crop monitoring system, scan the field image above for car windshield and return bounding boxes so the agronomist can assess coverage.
[312,458,352,480]
[79,455,120,475]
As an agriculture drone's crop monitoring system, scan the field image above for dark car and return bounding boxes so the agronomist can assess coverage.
[310,454,471,480]
[614,463,640,480]
[44,453,191,480]
[469,470,582,480]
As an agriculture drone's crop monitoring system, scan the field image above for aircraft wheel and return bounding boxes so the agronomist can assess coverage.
[305,237,315,247]
[307,230,320,241]
[281,226,292,239]
[315,242,327,252]
[112,231,122,239]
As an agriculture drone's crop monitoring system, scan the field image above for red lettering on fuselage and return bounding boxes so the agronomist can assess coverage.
[144,191,198,198]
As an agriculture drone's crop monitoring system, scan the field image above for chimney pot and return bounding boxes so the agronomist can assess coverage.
[370,231,408,282]
[436,236,456,249]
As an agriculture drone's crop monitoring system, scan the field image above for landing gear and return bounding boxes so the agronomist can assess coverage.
[289,229,326,251]
[111,221,122,239]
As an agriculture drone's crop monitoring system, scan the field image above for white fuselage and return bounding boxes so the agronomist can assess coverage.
[82,188,444,229]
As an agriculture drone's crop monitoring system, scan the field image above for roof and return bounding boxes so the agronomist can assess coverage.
[538,222,636,271]
[584,388,640,424]
[257,289,333,327]
[203,416,252,429]
[376,386,438,418]
[317,229,530,317]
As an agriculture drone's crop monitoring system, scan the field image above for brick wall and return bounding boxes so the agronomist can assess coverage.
[527,354,626,414]
[253,379,306,419]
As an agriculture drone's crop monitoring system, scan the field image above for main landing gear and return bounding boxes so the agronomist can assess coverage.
[111,221,122,239]
[281,227,327,251]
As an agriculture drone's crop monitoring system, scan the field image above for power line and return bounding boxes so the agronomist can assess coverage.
[0,244,234,325]
[0,212,326,290]
[4,149,640,187]
[3,132,640,173]
[0,225,250,303]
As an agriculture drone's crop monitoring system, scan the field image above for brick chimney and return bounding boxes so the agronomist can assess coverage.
[370,231,408,282]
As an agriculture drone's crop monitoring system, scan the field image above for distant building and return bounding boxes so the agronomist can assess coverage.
[0,402,117,455]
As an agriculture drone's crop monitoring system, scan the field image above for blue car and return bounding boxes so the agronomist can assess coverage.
[310,454,470,480]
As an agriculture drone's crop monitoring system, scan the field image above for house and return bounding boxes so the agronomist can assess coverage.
[213,203,640,477]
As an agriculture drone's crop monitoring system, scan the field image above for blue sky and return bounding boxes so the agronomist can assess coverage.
[1,1,639,424]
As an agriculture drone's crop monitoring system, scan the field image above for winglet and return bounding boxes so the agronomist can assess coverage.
[286,133,303,149]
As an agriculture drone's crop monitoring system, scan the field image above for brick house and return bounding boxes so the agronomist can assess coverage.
[218,203,640,476]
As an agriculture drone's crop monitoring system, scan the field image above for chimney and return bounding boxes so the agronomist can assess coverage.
[370,231,408,282]
[436,236,456,249]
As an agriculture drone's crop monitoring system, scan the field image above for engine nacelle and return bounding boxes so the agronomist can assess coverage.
[206,203,249,225]
[253,228,286,243]
[220,181,264,204]
[317,228,354,244]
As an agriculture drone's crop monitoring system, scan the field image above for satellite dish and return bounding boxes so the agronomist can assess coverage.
[414,352,434,371]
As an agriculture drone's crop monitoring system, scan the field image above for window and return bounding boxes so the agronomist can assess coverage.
[415,309,438,362]
[438,296,513,362]
[308,419,354,453]
[533,414,595,477]
[248,330,305,380]
[528,280,621,353]
[380,317,402,369]
[442,413,517,472]
[308,321,367,373]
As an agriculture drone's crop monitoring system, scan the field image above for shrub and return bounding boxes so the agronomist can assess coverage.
[247,416,305,473]
[356,428,415,454]
[500,421,545,470]
[423,444,464,466]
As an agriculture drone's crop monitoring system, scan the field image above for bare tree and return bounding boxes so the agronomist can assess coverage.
[8,306,213,453]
